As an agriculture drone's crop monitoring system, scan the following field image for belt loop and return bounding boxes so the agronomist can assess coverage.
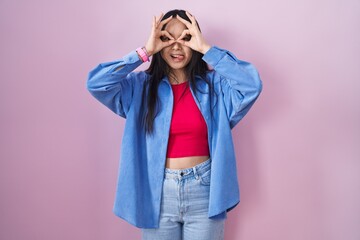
[192,166,199,180]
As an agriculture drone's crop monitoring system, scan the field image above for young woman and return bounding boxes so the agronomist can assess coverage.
[87,9,262,240]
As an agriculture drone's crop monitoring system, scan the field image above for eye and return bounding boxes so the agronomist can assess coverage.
[160,36,170,42]
[182,34,192,42]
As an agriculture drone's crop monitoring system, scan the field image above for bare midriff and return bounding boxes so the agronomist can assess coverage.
[165,156,210,169]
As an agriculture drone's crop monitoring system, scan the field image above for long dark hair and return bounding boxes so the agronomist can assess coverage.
[143,9,211,134]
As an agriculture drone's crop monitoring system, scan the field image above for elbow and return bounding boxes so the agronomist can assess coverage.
[86,64,108,93]
[251,69,263,98]
[86,69,102,94]
[244,63,263,98]
[86,76,96,94]
[255,78,263,97]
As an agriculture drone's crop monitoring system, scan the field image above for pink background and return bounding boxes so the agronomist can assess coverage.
[1,0,359,239]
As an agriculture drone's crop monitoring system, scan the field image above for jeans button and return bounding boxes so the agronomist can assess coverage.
[180,172,184,176]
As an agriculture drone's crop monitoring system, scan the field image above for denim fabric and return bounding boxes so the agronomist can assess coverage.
[141,159,225,240]
[87,46,263,228]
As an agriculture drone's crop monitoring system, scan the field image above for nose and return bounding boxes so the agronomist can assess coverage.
[171,41,182,50]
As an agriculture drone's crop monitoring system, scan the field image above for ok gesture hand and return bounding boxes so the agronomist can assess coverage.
[176,11,211,54]
[145,13,175,56]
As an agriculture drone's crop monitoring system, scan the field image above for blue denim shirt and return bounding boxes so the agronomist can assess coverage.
[87,46,262,228]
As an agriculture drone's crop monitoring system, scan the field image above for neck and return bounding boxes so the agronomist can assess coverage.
[169,69,187,84]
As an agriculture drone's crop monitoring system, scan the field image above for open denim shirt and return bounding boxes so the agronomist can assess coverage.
[87,46,262,228]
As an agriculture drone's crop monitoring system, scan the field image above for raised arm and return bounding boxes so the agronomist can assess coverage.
[87,13,176,118]
[203,46,263,128]
[86,51,144,118]
[176,11,262,128]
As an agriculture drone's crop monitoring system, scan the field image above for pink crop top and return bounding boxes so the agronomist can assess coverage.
[166,81,210,158]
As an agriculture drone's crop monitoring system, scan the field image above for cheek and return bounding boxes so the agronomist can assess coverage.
[185,49,193,60]
[160,50,168,61]
[184,46,192,54]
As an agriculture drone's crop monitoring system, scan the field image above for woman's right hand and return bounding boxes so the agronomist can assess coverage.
[144,13,175,56]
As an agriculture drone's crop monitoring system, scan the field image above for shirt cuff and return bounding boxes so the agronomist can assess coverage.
[123,50,143,64]
[202,46,227,68]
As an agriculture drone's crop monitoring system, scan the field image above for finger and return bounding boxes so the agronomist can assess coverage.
[158,15,173,28]
[152,15,157,29]
[176,14,192,28]
[176,39,185,45]
[178,29,191,41]
[155,13,164,26]
[161,30,174,40]
[177,39,190,48]
[159,39,175,50]
[165,39,175,46]
[185,11,197,26]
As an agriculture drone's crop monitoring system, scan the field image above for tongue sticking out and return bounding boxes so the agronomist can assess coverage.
[172,55,185,61]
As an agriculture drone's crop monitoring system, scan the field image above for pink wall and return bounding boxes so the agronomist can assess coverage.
[1,0,359,239]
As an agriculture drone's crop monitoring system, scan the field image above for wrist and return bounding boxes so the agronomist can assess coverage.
[144,45,154,57]
[200,44,211,55]
[136,47,150,62]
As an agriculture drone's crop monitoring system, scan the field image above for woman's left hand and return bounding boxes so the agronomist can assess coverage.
[176,11,211,54]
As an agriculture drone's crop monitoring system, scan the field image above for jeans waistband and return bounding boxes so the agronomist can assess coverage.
[164,158,211,180]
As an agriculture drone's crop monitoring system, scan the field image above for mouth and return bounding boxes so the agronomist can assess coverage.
[170,54,185,61]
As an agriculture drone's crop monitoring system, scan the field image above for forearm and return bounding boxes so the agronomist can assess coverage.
[87,50,142,89]
[203,46,262,92]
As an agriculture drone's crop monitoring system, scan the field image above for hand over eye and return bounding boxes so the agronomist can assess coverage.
[181,34,192,42]
[175,11,210,54]
[144,13,175,56]
[160,36,171,42]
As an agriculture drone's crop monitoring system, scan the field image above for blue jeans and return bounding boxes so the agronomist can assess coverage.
[141,158,226,240]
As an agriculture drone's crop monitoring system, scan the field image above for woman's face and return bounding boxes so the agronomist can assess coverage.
[160,18,193,72]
